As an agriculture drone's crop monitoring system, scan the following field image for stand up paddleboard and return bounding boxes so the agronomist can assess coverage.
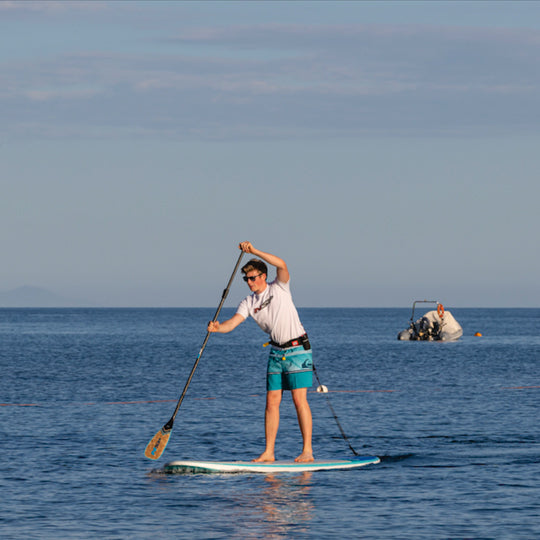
[163,456,380,474]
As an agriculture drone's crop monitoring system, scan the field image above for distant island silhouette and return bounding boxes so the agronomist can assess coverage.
[0,286,87,307]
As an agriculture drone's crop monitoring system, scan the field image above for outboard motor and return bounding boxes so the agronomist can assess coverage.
[398,300,462,341]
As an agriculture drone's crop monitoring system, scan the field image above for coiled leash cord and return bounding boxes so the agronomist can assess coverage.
[312,363,360,457]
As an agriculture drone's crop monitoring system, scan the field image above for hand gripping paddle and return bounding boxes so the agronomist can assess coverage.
[144,251,244,460]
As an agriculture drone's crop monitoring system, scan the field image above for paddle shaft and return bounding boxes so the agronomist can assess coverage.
[163,251,244,430]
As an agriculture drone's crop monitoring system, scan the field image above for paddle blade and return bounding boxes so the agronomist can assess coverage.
[144,426,171,460]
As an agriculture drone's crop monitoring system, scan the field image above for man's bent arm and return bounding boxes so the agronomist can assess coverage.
[239,241,290,284]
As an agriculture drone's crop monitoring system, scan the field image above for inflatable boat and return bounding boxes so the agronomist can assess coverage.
[398,300,463,341]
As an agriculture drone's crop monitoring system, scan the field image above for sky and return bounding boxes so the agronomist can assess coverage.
[1,0,540,308]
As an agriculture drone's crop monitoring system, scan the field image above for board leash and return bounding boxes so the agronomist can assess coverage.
[312,363,360,456]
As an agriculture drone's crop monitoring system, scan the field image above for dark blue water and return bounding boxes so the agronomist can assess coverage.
[1,308,539,539]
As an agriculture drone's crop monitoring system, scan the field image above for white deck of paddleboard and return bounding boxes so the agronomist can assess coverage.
[163,456,380,474]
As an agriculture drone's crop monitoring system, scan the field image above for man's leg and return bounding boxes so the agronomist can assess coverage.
[291,387,314,462]
[253,389,282,462]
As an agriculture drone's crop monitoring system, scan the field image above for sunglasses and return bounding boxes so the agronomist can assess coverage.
[243,273,263,282]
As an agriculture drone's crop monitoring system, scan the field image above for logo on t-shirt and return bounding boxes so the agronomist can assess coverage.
[254,295,273,314]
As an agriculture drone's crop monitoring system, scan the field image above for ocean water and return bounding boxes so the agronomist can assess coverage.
[1,307,539,539]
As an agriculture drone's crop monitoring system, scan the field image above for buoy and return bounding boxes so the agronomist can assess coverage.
[474,332,482,337]
[317,385,328,393]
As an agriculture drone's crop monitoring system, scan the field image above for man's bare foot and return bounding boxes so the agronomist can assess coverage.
[252,451,275,462]
[294,451,314,463]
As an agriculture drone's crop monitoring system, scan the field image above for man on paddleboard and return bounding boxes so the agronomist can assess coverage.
[207,241,314,463]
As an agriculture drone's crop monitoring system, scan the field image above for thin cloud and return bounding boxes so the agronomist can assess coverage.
[0,0,106,14]
[2,22,540,140]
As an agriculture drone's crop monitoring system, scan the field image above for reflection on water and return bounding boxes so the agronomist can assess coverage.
[231,472,314,538]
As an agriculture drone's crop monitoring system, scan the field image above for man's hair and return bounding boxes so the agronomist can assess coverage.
[242,258,268,276]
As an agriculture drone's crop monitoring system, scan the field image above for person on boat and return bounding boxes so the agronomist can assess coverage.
[207,241,314,463]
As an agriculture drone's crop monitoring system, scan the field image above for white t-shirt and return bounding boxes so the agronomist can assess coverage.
[236,279,305,345]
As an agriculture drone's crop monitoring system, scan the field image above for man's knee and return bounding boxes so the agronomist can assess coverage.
[266,390,282,408]
[291,388,308,406]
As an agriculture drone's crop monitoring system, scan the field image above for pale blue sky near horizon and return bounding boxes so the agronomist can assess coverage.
[1,1,539,307]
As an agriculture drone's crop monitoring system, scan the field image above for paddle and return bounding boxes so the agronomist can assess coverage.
[144,251,244,460]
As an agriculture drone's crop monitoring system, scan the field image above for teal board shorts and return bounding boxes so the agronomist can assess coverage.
[267,345,313,391]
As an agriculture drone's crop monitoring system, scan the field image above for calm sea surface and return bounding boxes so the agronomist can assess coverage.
[1,307,539,539]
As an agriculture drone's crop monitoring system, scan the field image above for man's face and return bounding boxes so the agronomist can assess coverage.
[244,270,267,294]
